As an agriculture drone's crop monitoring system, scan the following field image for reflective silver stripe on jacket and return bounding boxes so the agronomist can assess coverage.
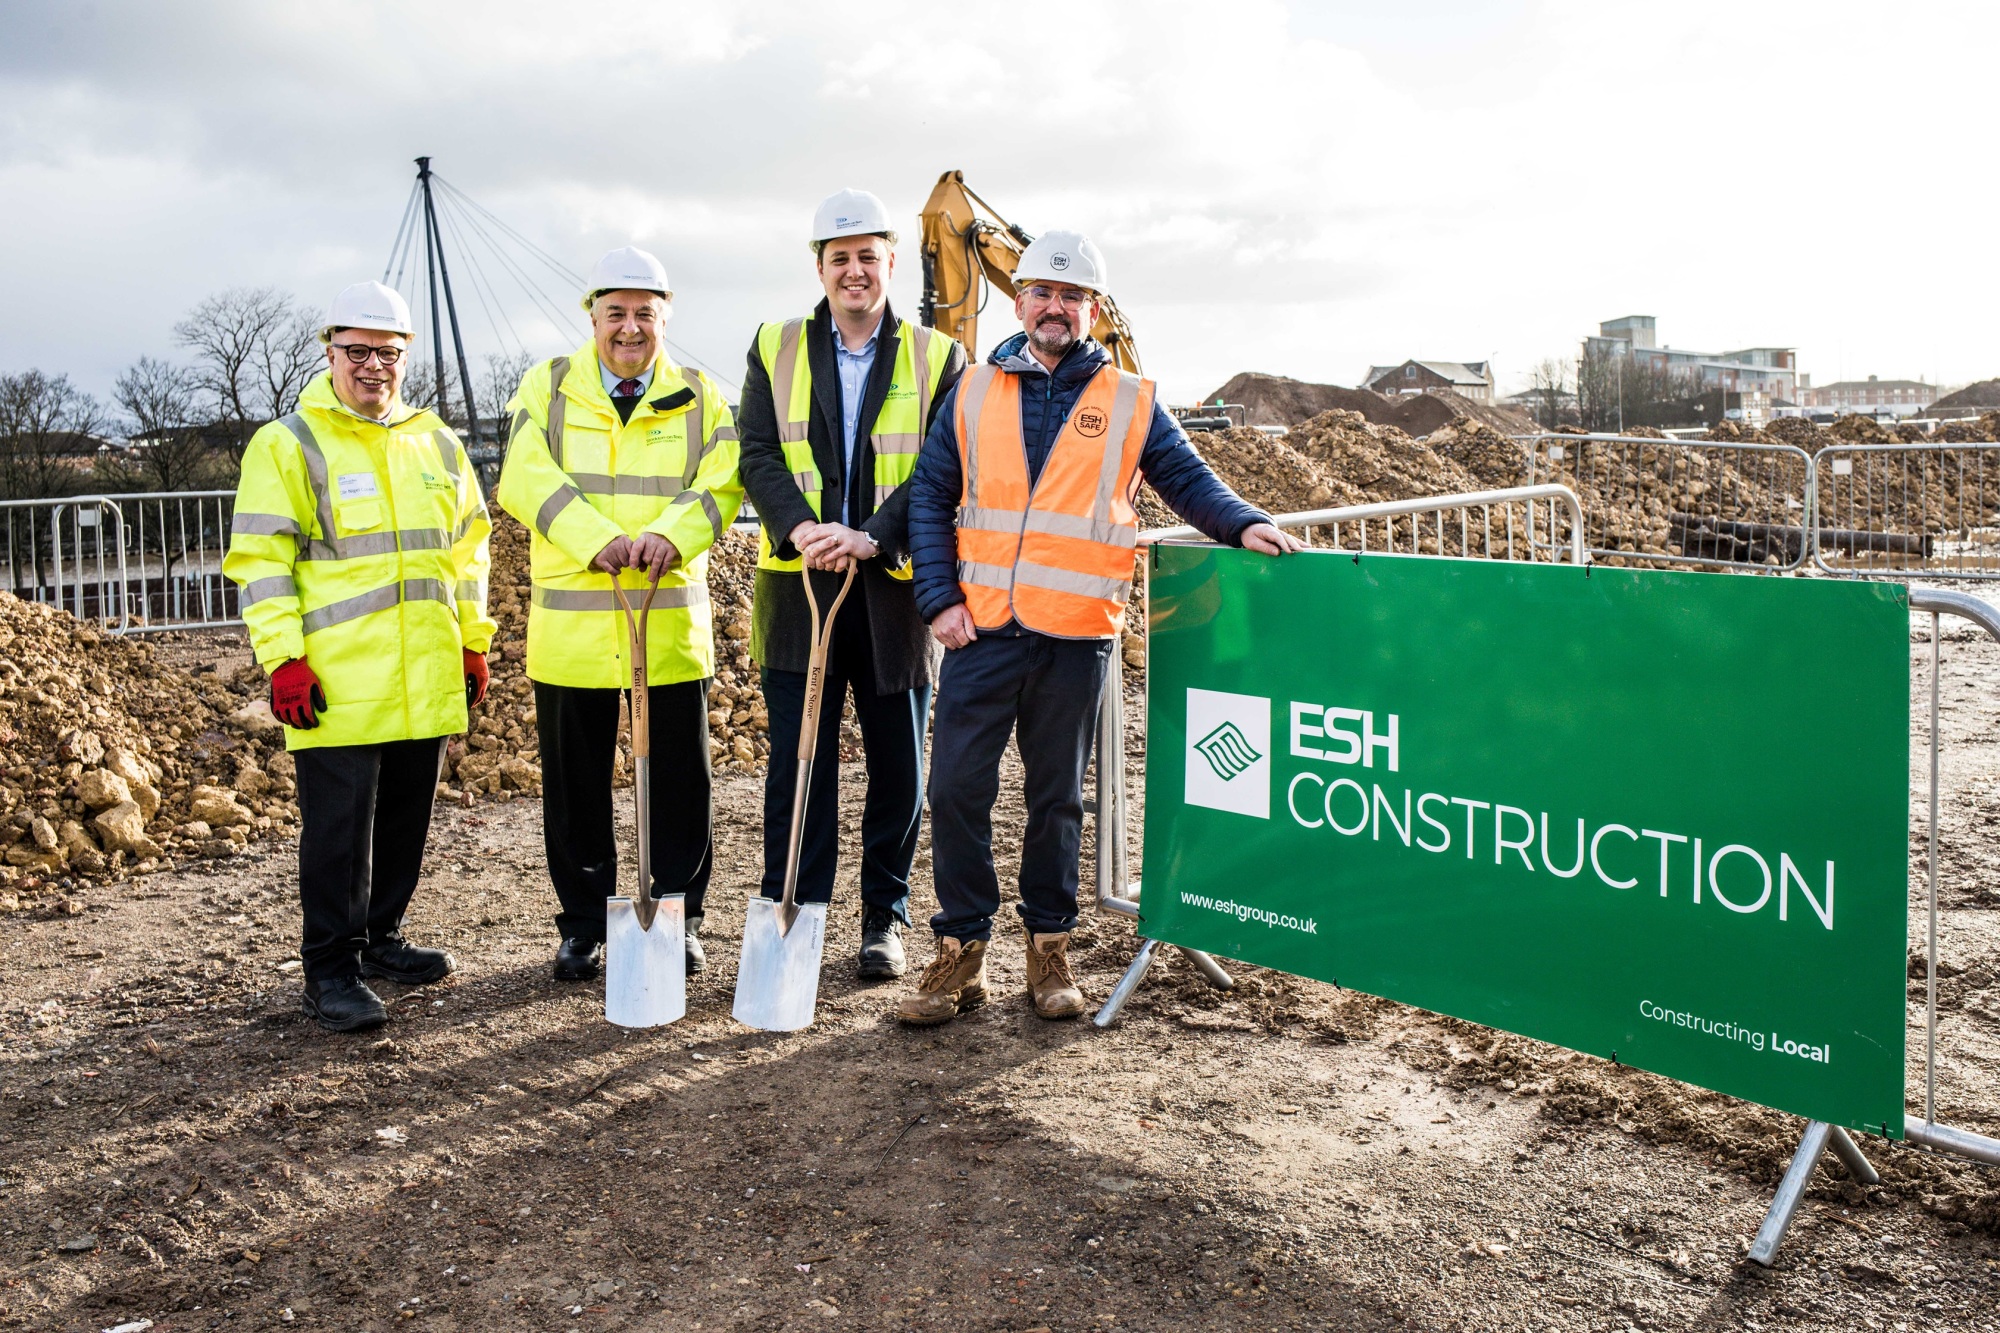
[232,511,301,538]
[240,575,297,607]
[1014,560,1131,602]
[454,579,484,603]
[791,470,818,492]
[281,412,337,545]
[1092,370,1145,525]
[545,356,573,468]
[955,560,1016,591]
[871,432,924,455]
[297,527,452,562]
[772,319,809,444]
[299,578,454,636]
[434,428,462,485]
[678,375,706,489]
[674,489,725,541]
[506,408,534,463]
[536,484,586,538]
[567,473,683,498]
[956,504,1026,532]
[873,483,901,507]
[530,584,711,612]
[1023,510,1138,548]
[869,324,936,459]
[958,364,999,499]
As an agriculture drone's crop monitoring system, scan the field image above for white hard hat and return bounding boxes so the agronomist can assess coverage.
[581,246,673,311]
[319,281,413,344]
[810,188,896,247]
[1014,229,1109,296]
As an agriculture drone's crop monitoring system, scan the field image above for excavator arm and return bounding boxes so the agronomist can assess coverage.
[918,170,1142,375]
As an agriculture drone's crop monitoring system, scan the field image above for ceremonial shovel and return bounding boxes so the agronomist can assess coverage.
[732,563,856,1031]
[604,572,686,1028]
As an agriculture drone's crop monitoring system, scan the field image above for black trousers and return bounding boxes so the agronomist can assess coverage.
[926,632,1113,943]
[293,737,445,983]
[535,678,712,944]
[758,598,930,923]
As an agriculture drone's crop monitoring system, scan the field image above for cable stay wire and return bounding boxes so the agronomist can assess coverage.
[432,191,527,364]
[383,181,423,289]
[434,173,740,395]
[441,194,587,349]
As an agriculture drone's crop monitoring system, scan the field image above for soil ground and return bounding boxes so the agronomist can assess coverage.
[3,620,1998,1333]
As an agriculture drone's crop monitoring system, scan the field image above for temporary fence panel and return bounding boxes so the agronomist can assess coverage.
[1520,433,1813,572]
[1812,443,2000,580]
[0,492,241,633]
[1135,544,1908,1135]
[1091,487,1587,1017]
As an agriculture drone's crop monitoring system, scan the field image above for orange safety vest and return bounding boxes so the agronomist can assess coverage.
[953,362,1154,638]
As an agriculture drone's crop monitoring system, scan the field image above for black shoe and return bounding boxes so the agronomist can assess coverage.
[858,909,907,980]
[554,937,603,981]
[362,939,456,985]
[301,975,389,1033]
[685,914,706,975]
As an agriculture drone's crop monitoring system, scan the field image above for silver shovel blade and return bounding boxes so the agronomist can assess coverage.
[731,896,828,1031]
[605,892,686,1028]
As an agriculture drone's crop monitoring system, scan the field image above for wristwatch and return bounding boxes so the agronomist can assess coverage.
[859,530,881,556]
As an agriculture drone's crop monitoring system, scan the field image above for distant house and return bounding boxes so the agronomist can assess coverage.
[1363,360,1494,404]
[1798,375,1935,419]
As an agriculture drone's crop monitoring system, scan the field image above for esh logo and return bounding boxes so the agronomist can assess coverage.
[1073,406,1108,437]
[1195,722,1261,780]
[1185,688,1270,819]
[1049,251,1070,271]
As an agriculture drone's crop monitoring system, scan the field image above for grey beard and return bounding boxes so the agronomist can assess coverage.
[1029,321,1077,357]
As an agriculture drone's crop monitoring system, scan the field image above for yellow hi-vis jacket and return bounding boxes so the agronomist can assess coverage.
[751,314,953,579]
[496,344,742,688]
[223,373,496,751]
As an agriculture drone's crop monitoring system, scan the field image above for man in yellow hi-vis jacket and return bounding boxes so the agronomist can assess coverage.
[224,280,495,1033]
[497,246,743,982]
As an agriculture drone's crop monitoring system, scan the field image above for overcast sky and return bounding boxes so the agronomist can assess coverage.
[2,0,1990,413]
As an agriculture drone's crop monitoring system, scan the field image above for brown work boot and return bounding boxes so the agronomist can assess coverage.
[894,937,988,1026]
[1025,932,1087,1020]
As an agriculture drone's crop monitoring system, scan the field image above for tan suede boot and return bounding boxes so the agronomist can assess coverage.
[893,937,988,1026]
[1025,932,1087,1019]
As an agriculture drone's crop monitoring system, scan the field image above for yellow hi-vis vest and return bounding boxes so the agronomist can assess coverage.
[751,315,953,579]
[496,343,743,689]
[223,373,496,750]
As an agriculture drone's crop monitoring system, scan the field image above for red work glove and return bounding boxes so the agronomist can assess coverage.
[463,648,489,708]
[270,659,326,730]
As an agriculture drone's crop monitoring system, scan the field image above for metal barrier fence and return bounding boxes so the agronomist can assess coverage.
[0,491,241,633]
[1089,485,1586,1022]
[1519,432,1814,572]
[1812,443,2000,580]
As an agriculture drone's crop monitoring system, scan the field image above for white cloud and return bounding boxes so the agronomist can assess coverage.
[0,0,1991,411]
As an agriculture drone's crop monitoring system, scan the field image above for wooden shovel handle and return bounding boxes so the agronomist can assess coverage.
[797,565,857,762]
[611,572,662,759]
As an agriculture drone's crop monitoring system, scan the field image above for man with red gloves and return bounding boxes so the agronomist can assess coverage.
[225,281,496,1033]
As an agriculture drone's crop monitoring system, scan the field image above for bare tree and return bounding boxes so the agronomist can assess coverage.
[1527,358,1573,430]
[172,287,322,453]
[483,350,539,422]
[0,370,108,499]
[1576,346,1702,432]
[107,357,229,492]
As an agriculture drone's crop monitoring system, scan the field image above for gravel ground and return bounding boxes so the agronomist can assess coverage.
[1,618,1996,1332]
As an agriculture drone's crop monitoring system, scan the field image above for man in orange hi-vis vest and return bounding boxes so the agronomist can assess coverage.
[897,229,1303,1026]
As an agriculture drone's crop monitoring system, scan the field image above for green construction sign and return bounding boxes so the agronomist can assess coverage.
[1139,546,1909,1136]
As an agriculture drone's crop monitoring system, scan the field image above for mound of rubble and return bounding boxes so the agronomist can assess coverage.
[1201,372,1536,436]
[444,513,773,802]
[0,594,299,908]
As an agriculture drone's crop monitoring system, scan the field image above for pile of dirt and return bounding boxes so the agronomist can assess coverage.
[0,595,299,907]
[1286,410,1481,500]
[1931,378,2000,413]
[1424,419,1531,490]
[1200,373,1537,437]
[1174,425,1360,518]
[444,514,772,801]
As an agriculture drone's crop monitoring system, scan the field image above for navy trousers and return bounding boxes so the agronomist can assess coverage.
[759,598,929,922]
[926,631,1114,942]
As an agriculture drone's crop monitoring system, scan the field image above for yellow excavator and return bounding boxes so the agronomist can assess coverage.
[918,170,1143,375]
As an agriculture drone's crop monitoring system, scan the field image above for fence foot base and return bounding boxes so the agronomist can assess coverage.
[1749,1120,1835,1267]
[1093,939,1160,1028]
[1827,1125,1880,1184]
[1181,947,1235,992]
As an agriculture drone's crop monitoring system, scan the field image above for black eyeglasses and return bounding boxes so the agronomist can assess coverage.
[330,343,406,366]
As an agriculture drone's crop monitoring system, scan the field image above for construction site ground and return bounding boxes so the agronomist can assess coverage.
[3,621,1998,1333]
